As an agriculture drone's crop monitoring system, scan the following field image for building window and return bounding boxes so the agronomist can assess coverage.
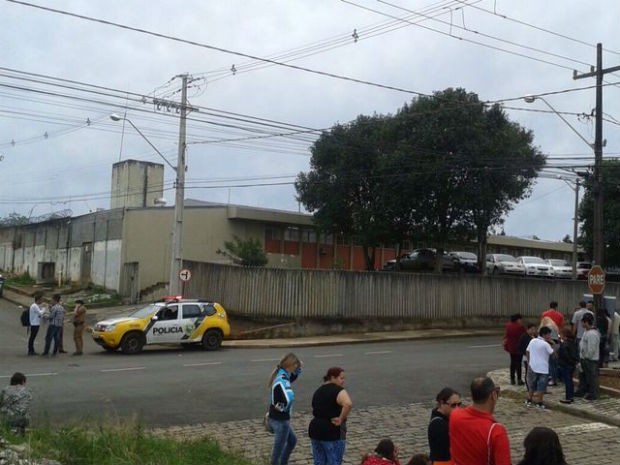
[284,226,300,241]
[265,227,282,241]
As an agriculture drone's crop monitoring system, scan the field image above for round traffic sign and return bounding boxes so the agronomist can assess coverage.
[587,265,605,295]
[179,268,192,282]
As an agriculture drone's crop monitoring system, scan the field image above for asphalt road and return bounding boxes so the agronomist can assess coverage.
[0,299,506,427]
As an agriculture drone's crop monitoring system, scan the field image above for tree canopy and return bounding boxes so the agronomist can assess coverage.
[296,88,545,271]
[578,160,620,268]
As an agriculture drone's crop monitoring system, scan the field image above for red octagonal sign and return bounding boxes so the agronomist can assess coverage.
[588,265,606,295]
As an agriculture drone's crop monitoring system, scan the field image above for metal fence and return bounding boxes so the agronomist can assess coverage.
[183,261,619,322]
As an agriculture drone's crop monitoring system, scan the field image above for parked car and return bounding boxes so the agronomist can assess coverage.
[486,254,525,276]
[384,248,456,272]
[516,256,554,278]
[382,253,411,271]
[576,261,591,280]
[91,298,231,354]
[546,259,572,279]
[448,251,479,272]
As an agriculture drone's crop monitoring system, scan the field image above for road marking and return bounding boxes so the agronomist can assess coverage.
[468,344,501,348]
[555,422,615,434]
[251,358,281,363]
[100,367,146,373]
[314,353,343,358]
[0,372,57,378]
[365,350,392,355]
[183,362,222,367]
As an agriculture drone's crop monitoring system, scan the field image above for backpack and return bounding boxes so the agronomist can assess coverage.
[20,308,30,327]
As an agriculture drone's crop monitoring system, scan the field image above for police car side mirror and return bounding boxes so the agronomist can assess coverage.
[151,315,159,321]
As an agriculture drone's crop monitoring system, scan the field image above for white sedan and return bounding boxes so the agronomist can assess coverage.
[517,256,554,278]
[547,259,572,279]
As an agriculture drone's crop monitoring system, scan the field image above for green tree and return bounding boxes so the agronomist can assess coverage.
[296,115,393,270]
[218,236,268,267]
[579,161,620,267]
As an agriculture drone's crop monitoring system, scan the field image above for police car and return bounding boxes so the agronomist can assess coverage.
[91,298,231,354]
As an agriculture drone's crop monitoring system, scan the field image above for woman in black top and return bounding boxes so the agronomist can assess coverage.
[308,367,353,465]
[427,387,461,465]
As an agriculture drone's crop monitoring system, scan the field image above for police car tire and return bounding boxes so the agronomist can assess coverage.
[120,332,145,354]
[202,329,223,351]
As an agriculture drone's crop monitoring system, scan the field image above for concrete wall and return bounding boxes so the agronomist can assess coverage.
[111,159,164,209]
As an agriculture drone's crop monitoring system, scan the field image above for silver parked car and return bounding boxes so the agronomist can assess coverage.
[517,256,554,278]
[547,259,572,279]
[486,254,525,276]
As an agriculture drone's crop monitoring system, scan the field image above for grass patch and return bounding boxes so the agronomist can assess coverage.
[1,418,255,465]
[5,271,35,285]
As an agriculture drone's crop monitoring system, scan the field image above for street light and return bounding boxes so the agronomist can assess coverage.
[523,95,600,279]
[110,113,185,295]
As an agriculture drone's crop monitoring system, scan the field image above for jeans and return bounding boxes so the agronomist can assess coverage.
[28,325,40,354]
[577,359,599,399]
[548,352,558,383]
[311,439,346,465]
[269,418,296,465]
[558,365,575,400]
[509,354,522,382]
[43,325,62,355]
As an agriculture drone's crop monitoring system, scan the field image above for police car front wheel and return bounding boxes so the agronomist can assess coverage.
[202,329,223,351]
[120,332,145,354]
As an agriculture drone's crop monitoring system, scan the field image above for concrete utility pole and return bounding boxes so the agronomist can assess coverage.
[169,74,189,296]
[573,43,620,310]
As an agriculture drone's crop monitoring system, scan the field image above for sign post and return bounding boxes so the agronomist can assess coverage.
[587,265,606,295]
[179,268,192,298]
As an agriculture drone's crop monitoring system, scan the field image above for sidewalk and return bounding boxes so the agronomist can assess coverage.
[4,286,619,429]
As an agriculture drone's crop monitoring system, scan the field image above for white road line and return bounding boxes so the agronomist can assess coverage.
[468,344,501,348]
[314,353,343,358]
[251,358,281,363]
[365,350,392,355]
[183,362,222,367]
[100,367,146,373]
[0,372,57,378]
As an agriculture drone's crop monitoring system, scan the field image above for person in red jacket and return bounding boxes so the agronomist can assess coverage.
[541,301,564,329]
[503,313,526,385]
[361,439,400,465]
[449,377,511,465]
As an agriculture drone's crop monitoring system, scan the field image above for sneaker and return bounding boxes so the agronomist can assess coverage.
[583,394,597,401]
[517,380,525,386]
[525,400,533,408]
[536,403,546,410]
[510,379,516,385]
[559,399,574,404]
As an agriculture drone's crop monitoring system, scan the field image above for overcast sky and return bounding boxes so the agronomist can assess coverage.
[1,0,619,242]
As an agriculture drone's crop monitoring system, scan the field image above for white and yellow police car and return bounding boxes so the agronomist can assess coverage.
[92,298,231,354]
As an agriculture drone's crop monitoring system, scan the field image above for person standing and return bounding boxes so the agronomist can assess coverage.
[268,353,303,465]
[503,313,526,385]
[525,326,555,409]
[42,294,64,356]
[449,377,511,465]
[427,387,460,465]
[594,306,611,368]
[72,299,87,355]
[308,367,353,465]
[518,323,537,391]
[0,372,32,435]
[571,301,593,346]
[516,427,567,465]
[27,291,45,356]
[575,313,600,401]
[610,309,620,362]
[557,328,579,404]
[540,301,564,329]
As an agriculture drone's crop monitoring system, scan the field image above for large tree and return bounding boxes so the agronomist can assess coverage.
[578,160,620,268]
[296,88,544,272]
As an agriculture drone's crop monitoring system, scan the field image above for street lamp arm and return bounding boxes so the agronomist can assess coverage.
[110,114,177,171]
[523,96,593,149]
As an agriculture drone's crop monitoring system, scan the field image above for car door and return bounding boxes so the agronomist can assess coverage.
[180,303,203,341]
[147,304,182,344]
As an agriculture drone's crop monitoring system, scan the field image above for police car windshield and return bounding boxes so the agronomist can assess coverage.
[129,304,159,318]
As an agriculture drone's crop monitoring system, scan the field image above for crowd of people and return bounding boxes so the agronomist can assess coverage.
[503,299,620,405]
[25,292,87,357]
[264,352,573,465]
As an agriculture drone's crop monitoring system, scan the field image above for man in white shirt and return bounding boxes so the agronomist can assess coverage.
[27,291,45,356]
[525,326,555,409]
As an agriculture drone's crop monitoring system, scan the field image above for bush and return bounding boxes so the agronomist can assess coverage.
[6,271,35,285]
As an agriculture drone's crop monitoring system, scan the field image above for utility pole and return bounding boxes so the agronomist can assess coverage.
[573,43,620,310]
[169,74,189,296]
[572,179,579,280]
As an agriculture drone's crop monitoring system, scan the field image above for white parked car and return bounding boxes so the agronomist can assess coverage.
[547,259,572,279]
[486,254,526,276]
[517,256,554,278]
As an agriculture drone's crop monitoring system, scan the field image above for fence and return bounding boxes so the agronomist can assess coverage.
[183,261,619,323]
